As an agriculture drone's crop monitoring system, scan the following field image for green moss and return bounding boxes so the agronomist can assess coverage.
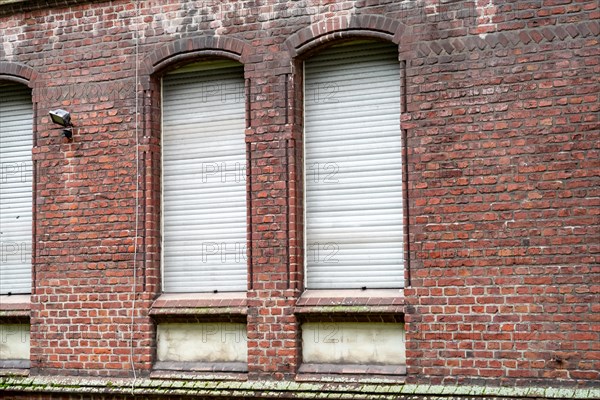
[0,376,597,399]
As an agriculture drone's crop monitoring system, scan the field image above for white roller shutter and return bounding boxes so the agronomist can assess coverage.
[0,83,33,294]
[162,60,247,292]
[304,41,405,289]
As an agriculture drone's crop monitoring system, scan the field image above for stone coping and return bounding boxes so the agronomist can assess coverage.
[0,376,598,399]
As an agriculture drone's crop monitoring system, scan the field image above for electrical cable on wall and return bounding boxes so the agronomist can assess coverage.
[129,0,141,393]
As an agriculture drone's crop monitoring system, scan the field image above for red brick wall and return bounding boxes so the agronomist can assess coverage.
[0,0,598,388]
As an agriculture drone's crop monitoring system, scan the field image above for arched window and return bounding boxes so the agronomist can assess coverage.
[303,41,405,289]
[0,82,33,294]
[161,60,247,293]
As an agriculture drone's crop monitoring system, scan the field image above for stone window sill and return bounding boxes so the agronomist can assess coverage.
[150,292,247,320]
[296,363,406,383]
[295,289,405,316]
[151,361,247,380]
[0,294,30,319]
[0,360,30,377]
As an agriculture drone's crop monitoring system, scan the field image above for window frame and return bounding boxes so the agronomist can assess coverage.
[301,40,407,290]
[159,59,249,294]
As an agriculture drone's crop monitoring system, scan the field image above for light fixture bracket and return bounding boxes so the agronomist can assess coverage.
[62,129,73,139]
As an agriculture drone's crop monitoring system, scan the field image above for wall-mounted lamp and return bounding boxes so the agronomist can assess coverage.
[49,109,73,139]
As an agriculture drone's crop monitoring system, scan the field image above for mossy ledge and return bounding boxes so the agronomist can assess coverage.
[0,376,598,399]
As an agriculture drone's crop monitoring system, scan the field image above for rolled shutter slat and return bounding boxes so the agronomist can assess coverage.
[304,42,405,289]
[162,62,247,293]
[0,84,33,294]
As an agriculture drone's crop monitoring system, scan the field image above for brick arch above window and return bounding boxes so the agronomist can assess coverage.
[0,61,36,87]
[284,15,409,59]
[140,36,253,83]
